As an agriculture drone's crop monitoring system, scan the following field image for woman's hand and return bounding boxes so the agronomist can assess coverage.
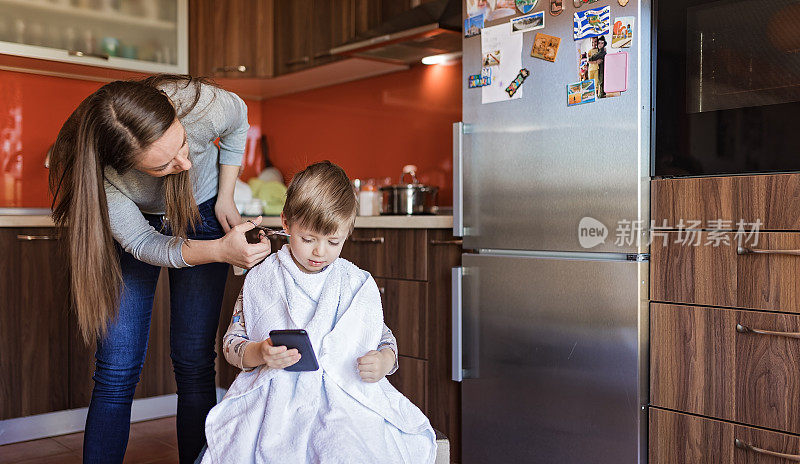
[214,196,242,232]
[255,338,301,369]
[357,348,396,383]
[217,216,271,268]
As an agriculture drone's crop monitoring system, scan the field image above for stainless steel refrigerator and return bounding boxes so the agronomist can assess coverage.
[452,1,651,462]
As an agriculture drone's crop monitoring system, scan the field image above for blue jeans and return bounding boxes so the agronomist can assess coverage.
[83,197,229,464]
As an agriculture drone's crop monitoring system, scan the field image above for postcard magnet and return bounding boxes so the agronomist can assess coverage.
[465,14,484,38]
[612,16,634,48]
[511,11,545,34]
[567,79,597,106]
[531,33,561,62]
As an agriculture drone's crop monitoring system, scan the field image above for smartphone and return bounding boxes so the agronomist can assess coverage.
[268,329,319,372]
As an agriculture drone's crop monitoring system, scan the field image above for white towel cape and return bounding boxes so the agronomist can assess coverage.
[202,246,436,464]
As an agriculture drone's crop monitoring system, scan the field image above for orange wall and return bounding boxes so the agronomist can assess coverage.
[0,70,264,208]
[259,63,461,206]
[0,62,461,208]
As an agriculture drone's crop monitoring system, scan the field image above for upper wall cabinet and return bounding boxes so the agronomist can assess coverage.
[189,0,273,78]
[0,0,188,74]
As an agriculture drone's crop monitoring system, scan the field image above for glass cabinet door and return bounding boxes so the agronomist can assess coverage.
[0,0,187,73]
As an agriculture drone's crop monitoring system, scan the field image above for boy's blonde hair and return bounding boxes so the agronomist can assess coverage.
[283,161,358,235]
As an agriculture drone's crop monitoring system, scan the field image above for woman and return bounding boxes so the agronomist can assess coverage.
[49,75,270,464]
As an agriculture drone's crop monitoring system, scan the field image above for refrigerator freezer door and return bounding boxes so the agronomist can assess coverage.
[460,1,651,253]
[459,253,646,463]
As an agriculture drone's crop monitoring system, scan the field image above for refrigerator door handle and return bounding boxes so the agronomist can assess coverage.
[452,266,463,382]
[452,122,464,237]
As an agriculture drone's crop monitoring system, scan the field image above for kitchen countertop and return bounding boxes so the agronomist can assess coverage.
[0,214,453,229]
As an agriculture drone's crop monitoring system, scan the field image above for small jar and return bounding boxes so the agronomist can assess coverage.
[358,182,379,216]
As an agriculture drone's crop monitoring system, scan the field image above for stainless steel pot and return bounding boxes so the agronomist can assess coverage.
[379,168,439,215]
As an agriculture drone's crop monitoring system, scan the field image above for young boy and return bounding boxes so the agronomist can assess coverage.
[201,161,437,464]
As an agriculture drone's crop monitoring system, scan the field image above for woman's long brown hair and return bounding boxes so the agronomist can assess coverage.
[49,74,211,344]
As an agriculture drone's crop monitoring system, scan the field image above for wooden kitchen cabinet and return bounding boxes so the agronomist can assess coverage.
[189,0,275,78]
[650,408,800,463]
[651,231,800,312]
[651,303,800,434]
[649,173,800,461]
[0,229,69,420]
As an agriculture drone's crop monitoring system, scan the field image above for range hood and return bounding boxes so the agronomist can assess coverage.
[330,0,462,65]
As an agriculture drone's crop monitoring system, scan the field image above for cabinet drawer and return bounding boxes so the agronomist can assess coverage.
[651,303,800,434]
[652,173,800,230]
[341,229,428,281]
[651,232,800,313]
[650,408,800,464]
[388,356,427,414]
[375,278,427,359]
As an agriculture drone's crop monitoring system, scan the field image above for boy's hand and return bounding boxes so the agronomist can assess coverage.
[357,348,395,383]
[257,338,301,369]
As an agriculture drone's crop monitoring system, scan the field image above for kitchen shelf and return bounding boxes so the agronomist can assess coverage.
[0,0,177,30]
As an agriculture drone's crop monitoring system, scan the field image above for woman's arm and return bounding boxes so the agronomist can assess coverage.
[215,164,242,232]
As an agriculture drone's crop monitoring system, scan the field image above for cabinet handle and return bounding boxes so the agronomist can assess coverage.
[16,235,59,241]
[350,237,385,244]
[285,56,311,65]
[430,239,463,246]
[736,323,800,339]
[68,50,110,60]
[214,65,247,73]
[735,438,800,461]
[313,51,331,59]
[378,287,385,295]
[737,246,800,256]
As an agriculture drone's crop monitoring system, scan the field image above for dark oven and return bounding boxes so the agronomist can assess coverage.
[653,0,800,177]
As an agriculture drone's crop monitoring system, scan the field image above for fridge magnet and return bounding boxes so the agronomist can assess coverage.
[603,51,628,93]
[468,74,491,88]
[531,32,561,62]
[468,68,493,88]
[511,11,545,34]
[611,16,634,48]
[573,6,610,40]
[505,68,530,97]
[618,0,630,6]
[576,34,614,98]
[572,0,599,9]
[550,0,563,15]
[483,50,502,66]
[516,0,539,14]
[465,14,485,38]
[487,0,517,20]
[567,79,596,106]
[466,0,489,16]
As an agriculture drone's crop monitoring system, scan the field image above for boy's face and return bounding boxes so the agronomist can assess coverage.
[281,215,351,273]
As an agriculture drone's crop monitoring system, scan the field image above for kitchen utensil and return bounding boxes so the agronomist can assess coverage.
[379,165,439,215]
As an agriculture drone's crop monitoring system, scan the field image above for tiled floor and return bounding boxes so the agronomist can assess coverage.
[0,417,179,463]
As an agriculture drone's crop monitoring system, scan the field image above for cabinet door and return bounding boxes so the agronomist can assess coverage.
[651,231,800,313]
[375,278,427,358]
[274,0,315,75]
[0,229,70,419]
[651,303,800,434]
[388,356,427,414]
[189,0,274,78]
[650,408,800,464]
